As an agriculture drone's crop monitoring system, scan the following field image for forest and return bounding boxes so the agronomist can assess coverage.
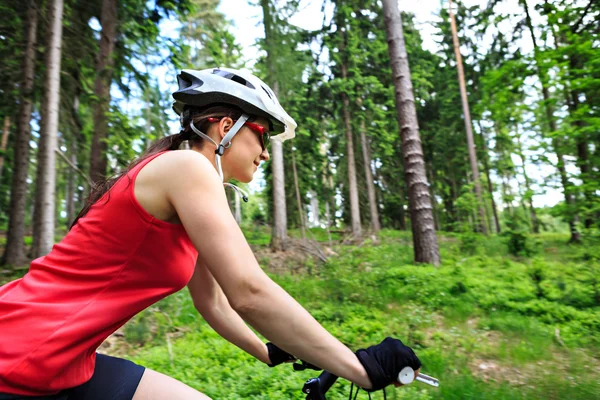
[0,0,599,399]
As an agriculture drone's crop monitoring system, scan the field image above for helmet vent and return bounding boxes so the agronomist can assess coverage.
[232,75,256,89]
[261,86,273,100]
[177,75,193,89]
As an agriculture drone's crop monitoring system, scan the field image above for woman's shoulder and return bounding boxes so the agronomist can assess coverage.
[143,150,220,191]
[149,150,214,174]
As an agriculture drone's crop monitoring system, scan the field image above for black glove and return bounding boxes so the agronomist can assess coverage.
[266,343,322,371]
[266,342,296,367]
[355,337,421,392]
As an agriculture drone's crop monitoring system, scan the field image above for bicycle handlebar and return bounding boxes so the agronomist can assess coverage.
[300,367,439,399]
[302,371,338,400]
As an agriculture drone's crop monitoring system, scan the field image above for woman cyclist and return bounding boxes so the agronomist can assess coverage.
[0,67,421,400]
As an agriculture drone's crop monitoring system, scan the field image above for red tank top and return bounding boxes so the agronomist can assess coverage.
[0,151,198,395]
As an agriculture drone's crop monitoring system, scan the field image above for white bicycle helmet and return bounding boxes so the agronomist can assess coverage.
[172,67,297,141]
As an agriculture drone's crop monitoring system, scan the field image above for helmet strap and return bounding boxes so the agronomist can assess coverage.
[188,114,252,203]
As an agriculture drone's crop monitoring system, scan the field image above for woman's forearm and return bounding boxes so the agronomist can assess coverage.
[198,289,270,364]
[234,277,372,389]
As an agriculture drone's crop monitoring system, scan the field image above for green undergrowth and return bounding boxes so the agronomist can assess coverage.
[120,230,600,399]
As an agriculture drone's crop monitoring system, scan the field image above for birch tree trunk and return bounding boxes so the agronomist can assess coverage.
[0,117,11,179]
[359,119,381,234]
[32,0,64,258]
[261,0,288,251]
[521,0,580,242]
[3,1,38,266]
[382,0,440,265]
[448,0,487,235]
[89,0,117,183]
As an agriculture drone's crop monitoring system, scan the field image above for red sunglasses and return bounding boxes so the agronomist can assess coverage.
[207,117,270,151]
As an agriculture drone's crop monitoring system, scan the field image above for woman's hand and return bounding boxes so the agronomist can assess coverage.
[355,337,422,391]
[266,342,296,367]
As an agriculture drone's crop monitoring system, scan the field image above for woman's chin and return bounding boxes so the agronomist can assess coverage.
[235,174,253,184]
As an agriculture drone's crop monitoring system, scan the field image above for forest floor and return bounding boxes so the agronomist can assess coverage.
[1,229,599,399]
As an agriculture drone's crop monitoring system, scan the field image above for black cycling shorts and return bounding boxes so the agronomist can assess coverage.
[0,354,146,400]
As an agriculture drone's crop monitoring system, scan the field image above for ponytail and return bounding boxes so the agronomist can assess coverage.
[70,104,250,229]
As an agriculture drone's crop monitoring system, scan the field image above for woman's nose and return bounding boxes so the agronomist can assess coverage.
[261,148,270,161]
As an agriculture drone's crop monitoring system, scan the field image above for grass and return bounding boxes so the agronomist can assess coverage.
[2,228,599,399]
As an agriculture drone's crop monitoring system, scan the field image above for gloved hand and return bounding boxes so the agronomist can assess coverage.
[266,342,296,367]
[355,337,421,391]
[266,343,322,370]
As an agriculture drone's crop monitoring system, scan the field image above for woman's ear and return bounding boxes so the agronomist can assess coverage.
[218,117,234,139]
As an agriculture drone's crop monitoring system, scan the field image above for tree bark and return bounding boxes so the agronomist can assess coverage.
[359,119,381,234]
[521,0,580,242]
[3,1,38,266]
[261,0,288,251]
[448,0,487,235]
[0,117,11,179]
[382,0,440,265]
[32,0,64,258]
[89,0,117,183]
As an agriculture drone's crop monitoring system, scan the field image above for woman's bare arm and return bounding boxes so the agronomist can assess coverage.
[164,151,372,389]
[187,255,270,364]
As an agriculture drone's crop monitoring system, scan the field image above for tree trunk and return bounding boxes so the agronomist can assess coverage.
[339,35,361,239]
[270,138,287,249]
[291,149,306,239]
[502,174,514,218]
[3,1,39,266]
[66,138,77,227]
[553,22,593,229]
[515,128,539,233]
[521,0,580,242]
[568,90,592,229]
[234,191,241,225]
[477,121,501,233]
[310,191,320,227]
[32,0,64,258]
[448,0,487,235]
[0,117,11,179]
[359,119,381,234]
[89,0,117,183]
[427,163,441,231]
[261,0,288,251]
[382,0,440,265]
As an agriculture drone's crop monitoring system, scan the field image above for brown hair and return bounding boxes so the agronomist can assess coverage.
[70,104,251,229]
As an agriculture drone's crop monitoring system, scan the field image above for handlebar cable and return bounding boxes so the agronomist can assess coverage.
[348,383,386,400]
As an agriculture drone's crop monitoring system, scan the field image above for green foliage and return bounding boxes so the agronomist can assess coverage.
[114,231,600,399]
